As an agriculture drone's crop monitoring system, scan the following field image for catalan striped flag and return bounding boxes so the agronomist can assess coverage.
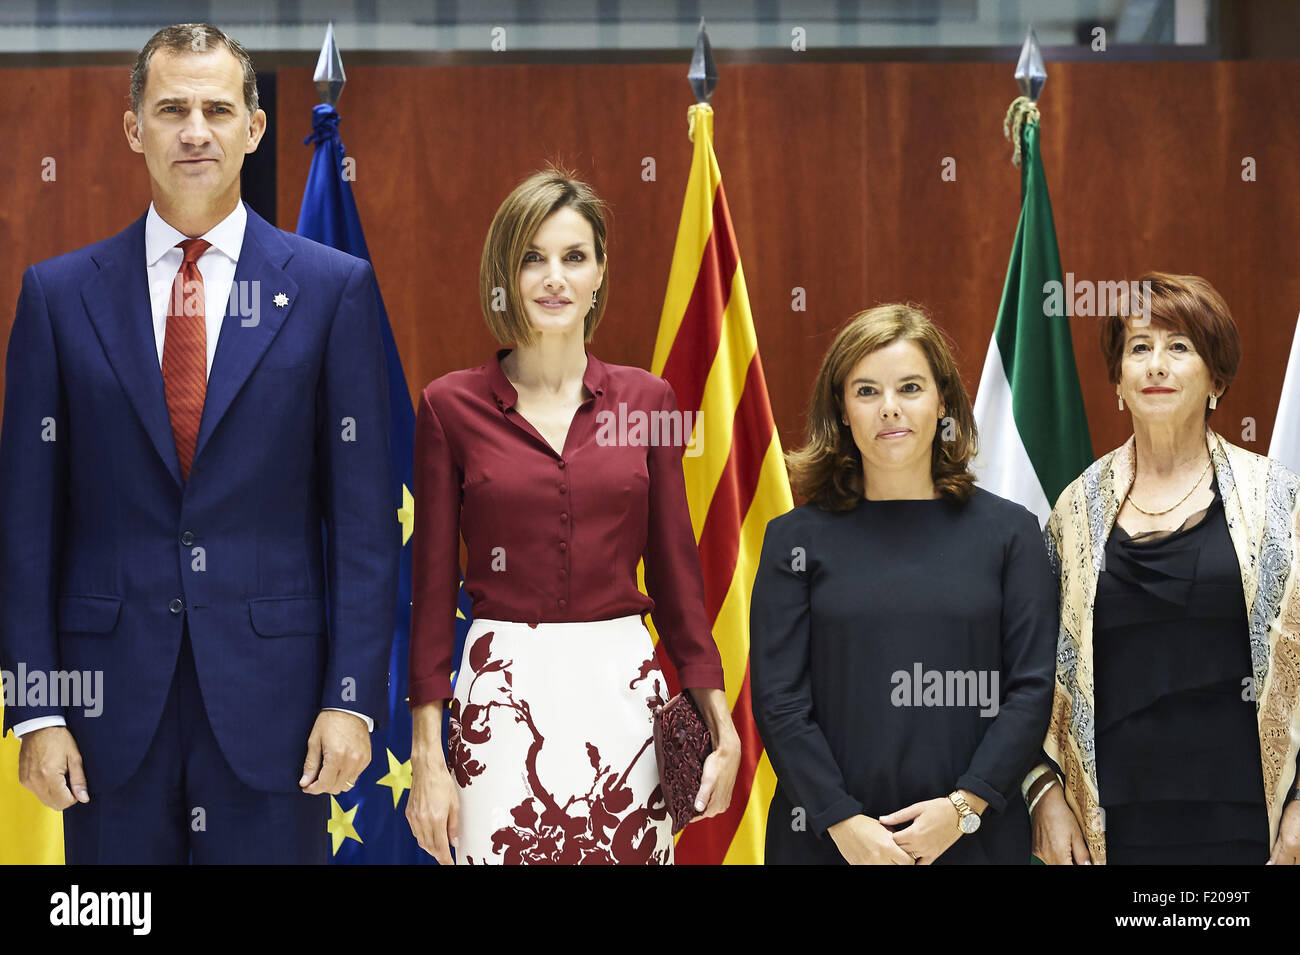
[648,102,792,865]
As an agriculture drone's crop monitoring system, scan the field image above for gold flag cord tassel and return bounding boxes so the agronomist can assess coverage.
[687,102,713,142]
[1003,95,1041,167]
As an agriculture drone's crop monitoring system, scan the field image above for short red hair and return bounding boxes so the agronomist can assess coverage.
[1099,271,1241,417]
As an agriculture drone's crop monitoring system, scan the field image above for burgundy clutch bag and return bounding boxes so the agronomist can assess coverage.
[652,692,714,835]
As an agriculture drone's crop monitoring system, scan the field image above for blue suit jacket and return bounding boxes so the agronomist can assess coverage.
[0,202,399,793]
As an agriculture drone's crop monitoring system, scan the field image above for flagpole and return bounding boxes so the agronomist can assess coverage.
[313,21,346,106]
[648,17,792,866]
[1007,26,1045,177]
[299,22,464,865]
[688,16,717,105]
[971,25,1093,526]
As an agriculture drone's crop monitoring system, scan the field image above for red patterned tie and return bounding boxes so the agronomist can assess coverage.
[162,238,211,481]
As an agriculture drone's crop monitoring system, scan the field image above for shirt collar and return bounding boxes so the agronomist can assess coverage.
[487,347,607,410]
[145,199,247,267]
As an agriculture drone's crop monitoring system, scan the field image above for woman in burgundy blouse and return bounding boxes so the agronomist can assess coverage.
[405,167,740,864]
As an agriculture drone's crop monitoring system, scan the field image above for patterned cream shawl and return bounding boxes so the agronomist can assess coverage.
[1043,429,1300,864]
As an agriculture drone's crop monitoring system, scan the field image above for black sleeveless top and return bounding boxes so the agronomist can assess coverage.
[1094,477,1270,863]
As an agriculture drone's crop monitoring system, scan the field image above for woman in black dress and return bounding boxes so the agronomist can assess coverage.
[750,304,1057,865]
[1027,272,1300,865]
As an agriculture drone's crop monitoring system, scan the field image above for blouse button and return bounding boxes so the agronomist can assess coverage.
[560,512,569,523]
[557,460,566,469]
[559,569,567,578]
[559,484,567,494]
[558,599,567,609]
[559,541,567,551]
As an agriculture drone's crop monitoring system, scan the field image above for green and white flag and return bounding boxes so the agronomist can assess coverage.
[973,105,1093,525]
[1269,313,1300,474]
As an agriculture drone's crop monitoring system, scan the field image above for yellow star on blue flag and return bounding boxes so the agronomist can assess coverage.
[327,796,363,855]
[376,749,413,808]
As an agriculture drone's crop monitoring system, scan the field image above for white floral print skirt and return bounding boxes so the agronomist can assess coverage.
[447,615,674,865]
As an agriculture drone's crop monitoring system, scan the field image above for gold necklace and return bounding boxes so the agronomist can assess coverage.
[1126,456,1213,516]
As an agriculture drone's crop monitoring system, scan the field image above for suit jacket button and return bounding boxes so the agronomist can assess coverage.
[169,598,184,615]
[180,531,195,546]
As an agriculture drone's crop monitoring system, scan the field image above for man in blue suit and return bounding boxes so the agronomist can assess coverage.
[0,23,398,863]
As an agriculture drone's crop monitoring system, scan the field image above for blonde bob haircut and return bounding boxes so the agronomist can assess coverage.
[479,165,610,347]
[786,304,979,510]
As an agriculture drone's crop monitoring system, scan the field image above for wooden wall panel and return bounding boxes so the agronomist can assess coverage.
[0,67,151,419]
[5,59,1299,497]
[276,59,1300,476]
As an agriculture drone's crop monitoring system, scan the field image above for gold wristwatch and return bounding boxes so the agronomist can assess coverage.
[948,791,981,834]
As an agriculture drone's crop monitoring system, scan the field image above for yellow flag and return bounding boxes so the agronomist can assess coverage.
[0,711,64,864]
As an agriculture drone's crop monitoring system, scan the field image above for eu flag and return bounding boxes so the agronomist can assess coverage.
[297,102,470,864]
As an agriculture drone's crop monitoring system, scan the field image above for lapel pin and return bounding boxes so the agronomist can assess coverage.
[273,292,289,308]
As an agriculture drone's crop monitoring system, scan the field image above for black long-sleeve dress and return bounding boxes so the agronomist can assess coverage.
[1094,477,1271,864]
[750,487,1058,864]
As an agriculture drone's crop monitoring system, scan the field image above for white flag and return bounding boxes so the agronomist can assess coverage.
[1269,313,1300,473]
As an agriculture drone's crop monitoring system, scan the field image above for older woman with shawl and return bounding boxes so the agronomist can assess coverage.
[1026,272,1300,865]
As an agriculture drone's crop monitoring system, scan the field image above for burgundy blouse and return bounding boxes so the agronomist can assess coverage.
[408,349,725,706]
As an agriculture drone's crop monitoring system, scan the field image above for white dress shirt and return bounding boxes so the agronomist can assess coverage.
[13,202,374,738]
[145,199,245,374]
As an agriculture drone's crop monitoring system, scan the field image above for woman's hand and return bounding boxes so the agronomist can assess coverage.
[406,701,460,865]
[1031,783,1092,864]
[1267,801,1300,864]
[879,795,972,865]
[687,687,740,821]
[827,815,915,865]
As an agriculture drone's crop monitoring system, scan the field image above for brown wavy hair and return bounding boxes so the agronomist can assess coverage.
[786,304,979,510]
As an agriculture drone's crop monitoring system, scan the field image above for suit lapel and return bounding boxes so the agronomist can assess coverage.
[79,204,300,488]
[81,213,185,488]
[192,206,298,469]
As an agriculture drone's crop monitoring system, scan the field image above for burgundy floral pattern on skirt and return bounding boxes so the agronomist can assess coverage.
[448,615,672,864]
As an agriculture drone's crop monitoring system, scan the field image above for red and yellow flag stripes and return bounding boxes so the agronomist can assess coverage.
[646,103,792,865]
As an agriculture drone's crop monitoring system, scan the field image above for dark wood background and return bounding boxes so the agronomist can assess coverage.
[4,59,1299,472]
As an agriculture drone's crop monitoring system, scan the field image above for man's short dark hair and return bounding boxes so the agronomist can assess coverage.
[130,23,259,118]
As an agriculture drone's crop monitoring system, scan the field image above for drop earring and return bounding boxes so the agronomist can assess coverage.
[1208,392,1218,410]
[591,291,598,307]
[1117,387,1124,412]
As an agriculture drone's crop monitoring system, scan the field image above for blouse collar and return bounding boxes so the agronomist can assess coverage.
[486,347,607,410]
